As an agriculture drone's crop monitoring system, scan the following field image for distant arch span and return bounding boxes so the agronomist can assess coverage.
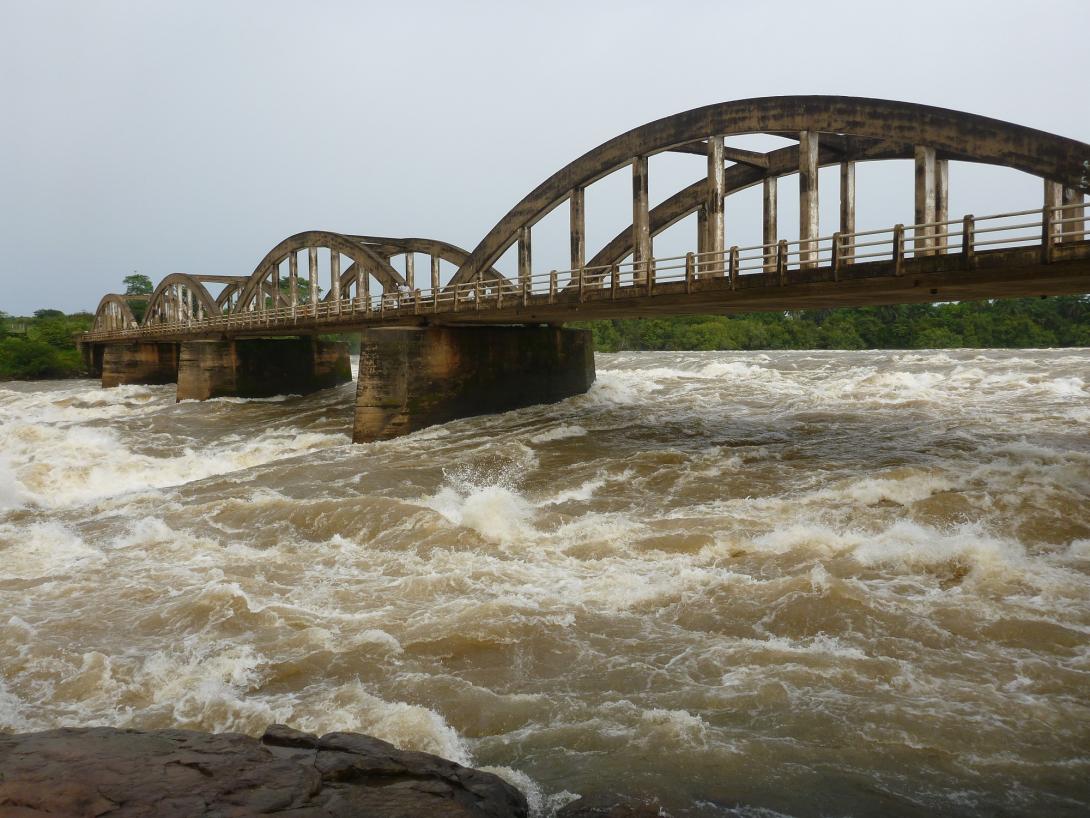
[92,294,139,332]
[143,273,219,325]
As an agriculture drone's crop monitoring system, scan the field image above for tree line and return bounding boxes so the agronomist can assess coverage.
[571,296,1090,352]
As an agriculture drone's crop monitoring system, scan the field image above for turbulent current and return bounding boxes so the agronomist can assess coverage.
[1,349,1088,816]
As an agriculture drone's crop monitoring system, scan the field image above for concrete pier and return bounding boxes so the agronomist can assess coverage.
[78,342,104,378]
[176,337,351,401]
[101,342,179,388]
[352,326,595,442]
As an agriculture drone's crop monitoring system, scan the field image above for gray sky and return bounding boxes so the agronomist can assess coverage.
[1,0,1087,315]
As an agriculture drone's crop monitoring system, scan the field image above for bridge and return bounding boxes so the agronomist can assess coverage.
[78,96,1090,441]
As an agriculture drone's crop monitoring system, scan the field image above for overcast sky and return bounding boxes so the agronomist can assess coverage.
[1,0,1087,315]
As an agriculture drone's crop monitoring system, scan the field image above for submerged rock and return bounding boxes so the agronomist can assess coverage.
[557,793,670,817]
[0,724,528,817]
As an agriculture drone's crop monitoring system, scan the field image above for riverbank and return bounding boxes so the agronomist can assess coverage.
[0,311,92,379]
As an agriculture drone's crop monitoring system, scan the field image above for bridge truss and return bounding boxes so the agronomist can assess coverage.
[84,96,1090,342]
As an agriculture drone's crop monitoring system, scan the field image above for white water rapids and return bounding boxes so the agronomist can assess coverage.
[1,349,1088,816]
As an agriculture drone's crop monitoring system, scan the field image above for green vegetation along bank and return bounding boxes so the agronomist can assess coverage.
[571,297,1090,352]
[0,310,92,380]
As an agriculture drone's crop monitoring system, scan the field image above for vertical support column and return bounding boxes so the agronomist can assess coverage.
[288,252,298,310]
[355,265,364,308]
[697,206,708,261]
[308,247,318,308]
[405,253,415,290]
[431,254,441,293]
[799,130,819,268]
[705,135,725,276]
[914,146,937,256]
[935,159,949,253]
[272,260,281,306]
[331,250,341,312]
[517,226,531,289]
[632,155,650,284]
[570,186,585,273]
[1045,180,1063,244]
[763,177,778,272]
[1063,186,1085,242]
[839,161,855,266]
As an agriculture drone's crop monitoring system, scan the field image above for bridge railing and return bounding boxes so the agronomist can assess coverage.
[81,201,1087,341]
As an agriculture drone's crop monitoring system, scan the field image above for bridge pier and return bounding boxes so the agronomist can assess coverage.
[78,342,104,379]
[353,325,595,442]
[100,342,179,388]
[176,337,351,401]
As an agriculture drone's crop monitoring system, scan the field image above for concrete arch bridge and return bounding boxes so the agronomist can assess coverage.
[79,96,1090,441]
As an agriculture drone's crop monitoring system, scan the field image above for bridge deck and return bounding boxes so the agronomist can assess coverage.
[82,241,1090,343]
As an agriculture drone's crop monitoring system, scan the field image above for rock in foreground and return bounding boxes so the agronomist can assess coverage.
[0,724,528,817]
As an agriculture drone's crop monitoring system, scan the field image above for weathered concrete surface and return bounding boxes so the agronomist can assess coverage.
[77,342,104,378]
[0,724,527,817]
[353,326,595,442]
[176,337,351,401]
[451,96,1090,286]
[101,342,179,388]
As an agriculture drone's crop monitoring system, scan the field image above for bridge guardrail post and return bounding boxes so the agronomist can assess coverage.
[893,224,905,275]
[549,270,557,303]
[647,260,654,296]
[610,264,619,300]
[579,266,586,302]
[522,278,529,307]
[962,215,976,269]
[831,232,842,281]
[475,280,482,311]
[685,252,694,294]
[1041,206,1054,263]
[729,246,739,290]
[776,240,787,285]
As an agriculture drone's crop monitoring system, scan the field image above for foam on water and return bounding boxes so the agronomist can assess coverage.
[0,521,102,580]
[0,382,349,509]
[528,424,588,444]
[1,350,1088,817]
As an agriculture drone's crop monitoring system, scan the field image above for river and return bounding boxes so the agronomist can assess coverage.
[1,349,1088,816]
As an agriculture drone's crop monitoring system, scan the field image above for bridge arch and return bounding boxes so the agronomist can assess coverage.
[92,294,139,332]
[325,236,509,300]
[231,231,407,313]
[585,140,917,271]
[143,273,220,325]
[452,95,1090,285]
[209,277,253,311]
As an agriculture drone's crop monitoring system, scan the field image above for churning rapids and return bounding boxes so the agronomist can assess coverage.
[1,349,1089,816]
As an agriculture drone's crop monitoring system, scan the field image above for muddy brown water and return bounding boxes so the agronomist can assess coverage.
[1,350,1088,816]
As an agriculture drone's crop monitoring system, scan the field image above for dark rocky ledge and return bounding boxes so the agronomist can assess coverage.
[556,793,668,817]
[0,724,528,817]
